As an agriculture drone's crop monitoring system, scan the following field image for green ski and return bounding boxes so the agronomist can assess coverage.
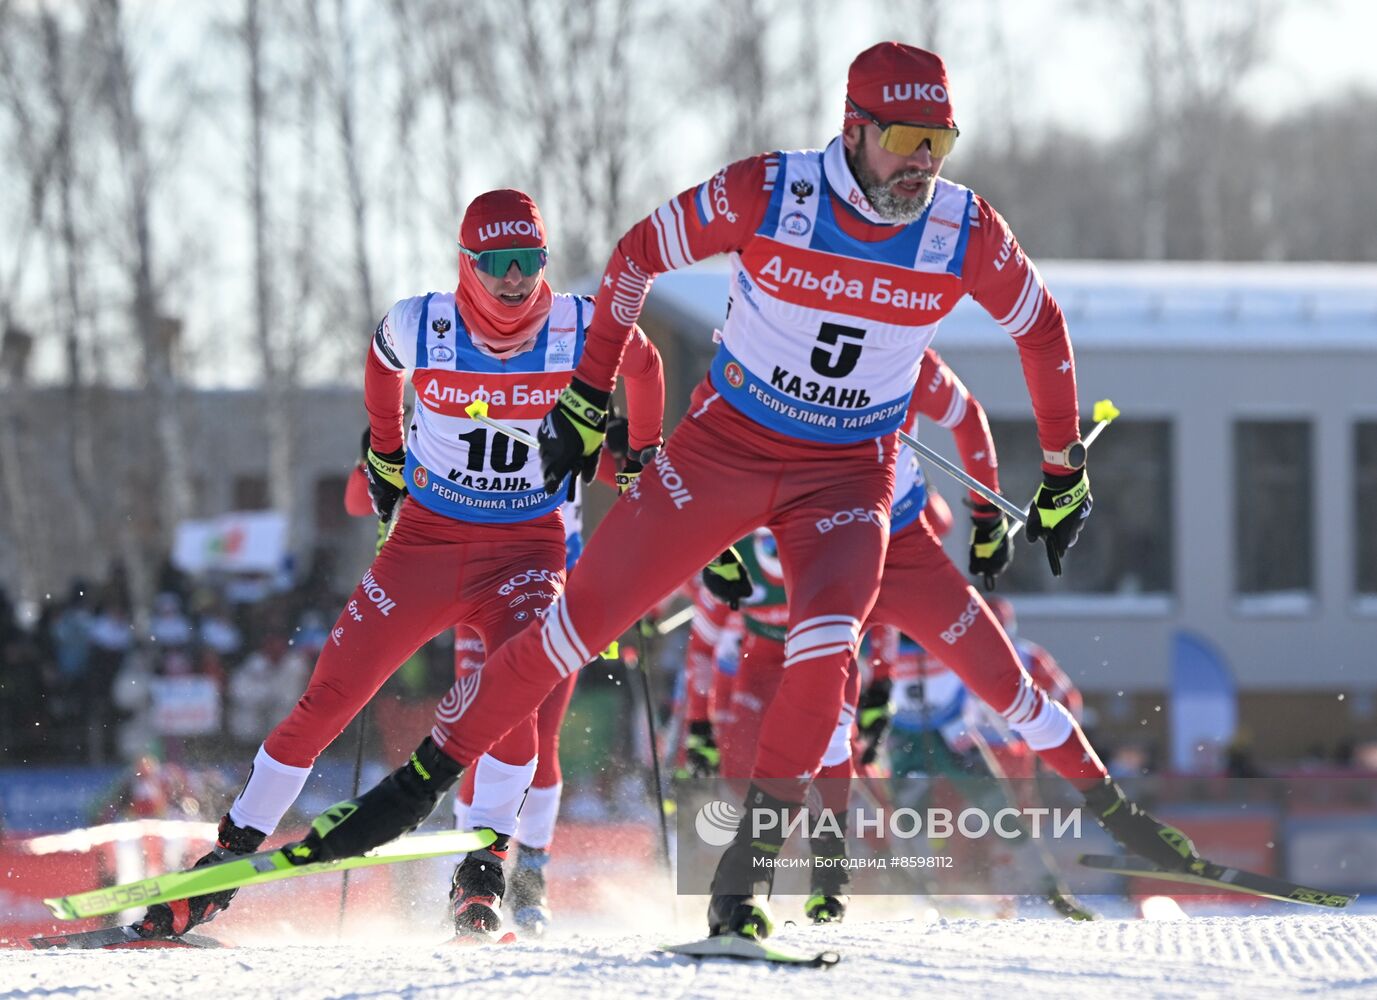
[45,828,496,921]
[1078,854,1357,909]
[662,934,841,967]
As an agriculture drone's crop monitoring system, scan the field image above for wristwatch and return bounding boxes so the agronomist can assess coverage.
[1043,440,1087,469]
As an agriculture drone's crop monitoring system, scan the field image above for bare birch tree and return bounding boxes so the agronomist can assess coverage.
[473,0,645,283]
[237,0,300,544]
[1090,0,1283,259]
[0,8,51,609]
[0,5,109,604]
[39,10,105,564]
[300,0,378,335]
[89,0,192,614]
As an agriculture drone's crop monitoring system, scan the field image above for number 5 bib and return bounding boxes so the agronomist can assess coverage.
[711,147,974,443]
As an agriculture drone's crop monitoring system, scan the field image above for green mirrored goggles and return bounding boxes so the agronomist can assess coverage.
[459,244,549,277]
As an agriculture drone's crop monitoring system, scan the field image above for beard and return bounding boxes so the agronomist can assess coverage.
[848,134,936,223]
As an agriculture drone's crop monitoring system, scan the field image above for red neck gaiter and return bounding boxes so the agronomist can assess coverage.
[454,257,553,358]
[454,187,554,358]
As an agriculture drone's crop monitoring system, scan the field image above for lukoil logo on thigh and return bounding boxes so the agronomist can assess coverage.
[653,450,694,509]
[360,569,397,616]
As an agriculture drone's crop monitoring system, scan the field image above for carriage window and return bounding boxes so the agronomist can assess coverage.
[980,420,1173,595]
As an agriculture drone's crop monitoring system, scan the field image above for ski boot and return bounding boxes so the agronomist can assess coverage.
[508,844,552,938]
[288,737,463,865]
[130,815,266,939]
[705,785,795,940]
[1082,778,1200,872]
[803,830,850,925]
[450,833,510,940]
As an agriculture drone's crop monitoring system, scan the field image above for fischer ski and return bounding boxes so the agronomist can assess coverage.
[27,926,225,950]
[662,934,841,967]
[1079,854,1356,909]
[44,828,497,922]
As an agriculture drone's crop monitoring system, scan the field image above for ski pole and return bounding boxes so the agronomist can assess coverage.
[336,705,370,937]
[963,722,1089,914]
[898,429,1026,524]
[655,603,696,636]
[340,492,406,935]
[1006,398,1119,542]
[900,397,1121,534]
[465,399,580,501]
[463,399,540,449]
[634,621,674,875]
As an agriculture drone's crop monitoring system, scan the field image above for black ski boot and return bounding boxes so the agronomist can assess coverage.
[1082,778,1200,872]
[509,844,552,937]
[705,784,796,939]
[803,829,850,925]
[450,833,510,939]
[287,737,463,865]
[130,815,266,939]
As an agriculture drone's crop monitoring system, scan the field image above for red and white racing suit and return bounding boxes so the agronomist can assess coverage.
[430,138,1093,803]
[962,637,1084,781]
[721,348,1101,789]
[452,491,584,845]
[861,351,1103,785]
[225,291,663,838]
[682,583,737,728]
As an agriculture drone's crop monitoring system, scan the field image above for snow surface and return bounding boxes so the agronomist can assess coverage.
[5,910,1375,999]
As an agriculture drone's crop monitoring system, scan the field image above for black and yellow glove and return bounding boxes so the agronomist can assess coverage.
[683,720,721,778]
[856,677,893,766]
[615,458,644,495]
[538,378,610,495]
[606,411,659,495]
[701,546,754,610]
[968,502,1013,590]
[1024,468,1092,576]
[364,442,406,522]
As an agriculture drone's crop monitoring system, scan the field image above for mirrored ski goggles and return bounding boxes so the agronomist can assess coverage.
[848,100,959,157]
[458,244,549,277]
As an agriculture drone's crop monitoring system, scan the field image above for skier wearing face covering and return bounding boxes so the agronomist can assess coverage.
[127,188,665,942]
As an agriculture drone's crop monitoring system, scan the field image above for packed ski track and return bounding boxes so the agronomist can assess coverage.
[5,911,1376,999]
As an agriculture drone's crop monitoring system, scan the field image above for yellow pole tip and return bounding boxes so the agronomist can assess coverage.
[464,400,489,418]
[599,641,620,660]
[1092,400,1120,423]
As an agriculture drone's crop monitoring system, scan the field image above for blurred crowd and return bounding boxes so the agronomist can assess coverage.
[3,561,1370,787]
[0,557,396,766]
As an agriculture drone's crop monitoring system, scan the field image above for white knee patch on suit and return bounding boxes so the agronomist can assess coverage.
[1009,695,1074,751]
[465,753,537,836]
[821,704,856,767]
[783,616,861,669]
[516,783,563,849]
[228,745,312,835]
